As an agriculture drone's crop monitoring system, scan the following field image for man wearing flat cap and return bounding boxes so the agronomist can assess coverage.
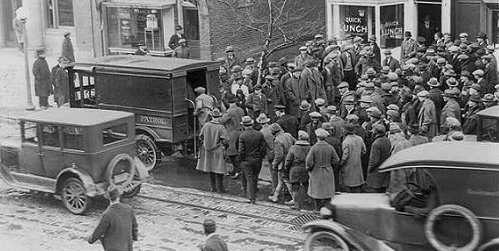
[168,25,185,50]
[61,31,75,63]
[440,89,461,132]
[462,94,483,135]
[88,185,138,251]
[382,50,400,73]
[172,38,190,59]
[417,90,438,139]
[33,48,52,109]
[401,31,417,63]
[199,219,228,251]
[294,45,315,69]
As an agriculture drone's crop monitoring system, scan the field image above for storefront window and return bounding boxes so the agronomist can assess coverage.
[107,7,164,51]
[339,6,375,42]
[380,4,404,48]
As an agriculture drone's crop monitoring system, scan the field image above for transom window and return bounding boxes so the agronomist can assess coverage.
[47,0,74,28]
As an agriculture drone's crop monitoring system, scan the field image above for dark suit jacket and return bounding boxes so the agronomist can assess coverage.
[168,33,185,50]
[89,203,138,251]
[200,234,228,251]
[382,57,400,72]
[238,127,267,161]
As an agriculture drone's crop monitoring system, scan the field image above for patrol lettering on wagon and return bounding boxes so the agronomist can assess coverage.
[139,115,167,125]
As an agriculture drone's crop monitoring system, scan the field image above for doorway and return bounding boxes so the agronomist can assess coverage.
[417,3,441,46]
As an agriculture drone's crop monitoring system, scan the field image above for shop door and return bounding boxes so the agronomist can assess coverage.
[417,3,441,46]
[455,1,486,41]
[184,7,200,59]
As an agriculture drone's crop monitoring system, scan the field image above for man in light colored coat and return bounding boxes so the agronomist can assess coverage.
[339,123,366,193]
[440,89,461,132]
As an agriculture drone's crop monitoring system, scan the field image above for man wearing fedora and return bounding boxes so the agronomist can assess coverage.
[197,108,229,193]
[33,48,52,109]
[61,32,75,63]
[172,38,190,59]
[427,78,444,127]
[168,25,185,50]
[400,31,417,64]
[199,219,228,251]
[88,185,138,251]
[382,50,400,73]
[238,116,267,204]
[224,46,241,72]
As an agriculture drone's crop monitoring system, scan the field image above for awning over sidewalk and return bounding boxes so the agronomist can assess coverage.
[103,0,176,9]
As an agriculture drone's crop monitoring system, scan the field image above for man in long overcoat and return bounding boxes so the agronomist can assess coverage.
[53,57,70,107]
[285,68,305,117]
[61,32,75,63]
[33,48,52,108]
[339,123,366,193]
[400,31,417,63]
[440,89,461,132]
[417,91,438,139]
[300,60,326,108]
[196,109,229,193]
[366,124,391,193]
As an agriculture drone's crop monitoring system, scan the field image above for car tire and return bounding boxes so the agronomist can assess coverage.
[425,204,482,251]
[478,239,499,251]
[61,178,91,215]
[136,134,162,172]
[304,231,350,251]
[122,184,141,198]
[106,153,136,189]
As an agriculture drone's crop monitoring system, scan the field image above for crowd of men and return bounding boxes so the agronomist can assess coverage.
[194,31,499,211]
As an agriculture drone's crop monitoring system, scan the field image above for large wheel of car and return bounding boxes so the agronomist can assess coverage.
[304,231,350,251]
[121,184,141,198]
[61,178,91,215]
[106,153,136,189]
[136,134,161,172]
[478,239,499,251]
[425,204,482,251]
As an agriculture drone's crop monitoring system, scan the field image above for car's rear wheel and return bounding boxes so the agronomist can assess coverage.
[61,178,90,215]
[304,231,350,251]
[136,134,162,172]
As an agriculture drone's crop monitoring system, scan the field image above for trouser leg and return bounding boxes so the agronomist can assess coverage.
[241,171,247,192]
[242,160,256,201]
[216,173,225,192]
[209,172,217,191]
[268,160,278,193]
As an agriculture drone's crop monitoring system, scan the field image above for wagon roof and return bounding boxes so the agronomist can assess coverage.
[477,106,499,118]
[379,142,499,172]
[73,55,219,73]
[19,108,134,126]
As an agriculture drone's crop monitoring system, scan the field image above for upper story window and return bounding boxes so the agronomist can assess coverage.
[48,0,74,28]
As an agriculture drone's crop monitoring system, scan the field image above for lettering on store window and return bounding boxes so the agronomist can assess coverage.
[343,16,367,35]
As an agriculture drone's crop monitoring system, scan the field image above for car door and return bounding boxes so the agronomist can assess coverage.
[38,123,63,178]
[19,121,44,175]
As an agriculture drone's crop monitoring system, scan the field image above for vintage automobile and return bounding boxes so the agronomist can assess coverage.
[0,108,150,214]
[303,142,499,251]
[472,106,499,142]
[67,55,221,171]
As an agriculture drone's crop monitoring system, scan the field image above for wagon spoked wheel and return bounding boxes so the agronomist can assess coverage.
[304,231,350,251]
[136,134,161,172]
[61,178,90,215]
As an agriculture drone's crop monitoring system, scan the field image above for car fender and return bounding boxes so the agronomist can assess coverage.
[303,220,395,251]
[56,165,98,197]
[133,157,152,181]
[135,126,161,142]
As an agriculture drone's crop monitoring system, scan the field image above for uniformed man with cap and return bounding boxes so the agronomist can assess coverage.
[417,90,438,139]
[172,38,190,58]
[194,86,216,127]
[168,24,185,50]
[199,219,228,251]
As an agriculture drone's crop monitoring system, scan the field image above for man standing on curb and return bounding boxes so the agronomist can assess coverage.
[33,48,52,109]
[88,185,138,251]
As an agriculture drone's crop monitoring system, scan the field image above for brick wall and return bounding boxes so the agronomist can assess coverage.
[206,0,326,62]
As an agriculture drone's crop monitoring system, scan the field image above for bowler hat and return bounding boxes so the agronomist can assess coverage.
[300,101,311,111]
[256,113,270,124]
[241,116,254,126]
[210,108,223,118]
[468,94,482,103]
[427,78,440,87]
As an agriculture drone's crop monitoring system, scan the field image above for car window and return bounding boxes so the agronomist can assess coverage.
[481,118,497,142]
[103,124,128,145]
[41,124,60,148]
[62,126,84,151]
[23,122,38,143]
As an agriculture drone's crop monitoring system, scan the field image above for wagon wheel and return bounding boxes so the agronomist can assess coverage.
[136,134,162,172]
[304,231,350,251]
[61,178,91,215]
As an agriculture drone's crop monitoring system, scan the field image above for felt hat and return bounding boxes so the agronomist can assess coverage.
[443,89,459,98]
[326,105,337,113]
[381,66,390,74]
[482,93,496,103]
[225,46,235,53]
[446,77,458,88]
[459,32,468,38]
[448,131,464,141]
[472,69,484,77]
[459,44,469,53]
[322,122,334,130]
[269,123,283,133]
[416,36,426,43]
[365,68,376,76]
[210,108,223,118]
[343,95,356,105]
[256,113,271,124]
[460,70,472,78]
[314,98,326,106]
[476,32,486,39]
[105,184,122,200]
[387,104,400,112]
[345,114,359,123]
[309,111,322,118]
[337,82,349,89]
[275,104,286,110]
[427,78,440,87]
[300,101,311,111]
[470,83,481,91]
[404,31,412,37]
[241,116,254,126]
[364,82,375,90]
[353,36,363,43]
[444,69,457,77]
[468,94,482,103]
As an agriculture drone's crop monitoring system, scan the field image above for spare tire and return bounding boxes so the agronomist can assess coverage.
[106,154,136,189]
[425,204,482,251]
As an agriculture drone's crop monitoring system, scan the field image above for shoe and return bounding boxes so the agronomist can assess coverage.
[284,199,294,205]
[267,195,278,203]
[231,172,241,179]
[247,199,256,204]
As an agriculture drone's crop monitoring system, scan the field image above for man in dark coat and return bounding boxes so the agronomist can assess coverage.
[366,124,391,193]
[462,95,483,135]
[427,78,444,128]
[61,32,75,63]
[88,185,138,251]
[33,48,52,108]
[482,55,499,94]
[300,60,326,107]
[275,105,300,138]
[238,116,267,204]
[134,42,150,55]
[369,36,381,65]
[53,57,70,107]
[168,25,185,50]
[382,50,400,72]
[285,68,305,117]
[199,219,228,251]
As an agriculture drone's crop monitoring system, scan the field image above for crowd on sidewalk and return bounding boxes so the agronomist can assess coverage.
[194,30,499,212]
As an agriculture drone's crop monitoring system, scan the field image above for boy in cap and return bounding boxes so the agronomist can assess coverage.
[199,219,228,251]
[33,48,52,109]
[168,24,185,50]
[88,185,138,250]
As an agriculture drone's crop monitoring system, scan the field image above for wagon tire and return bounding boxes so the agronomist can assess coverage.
[121,184,141,198]
[304,231,350,251]
[106,153,136,189]
[425,204,482,251]
[61,178,91,215]
[136,134,162,172]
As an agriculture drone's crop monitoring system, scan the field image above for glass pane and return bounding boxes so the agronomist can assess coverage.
[41,124,60,147]
[107,7,164,50]
[339,6,375,42]
[62,126,84,150]
[380,5,404,48]
[23,122,38,143]
[103,124,128,145]
[58,0,74,26]
[481,118,497,141]
[183,8,199,40]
